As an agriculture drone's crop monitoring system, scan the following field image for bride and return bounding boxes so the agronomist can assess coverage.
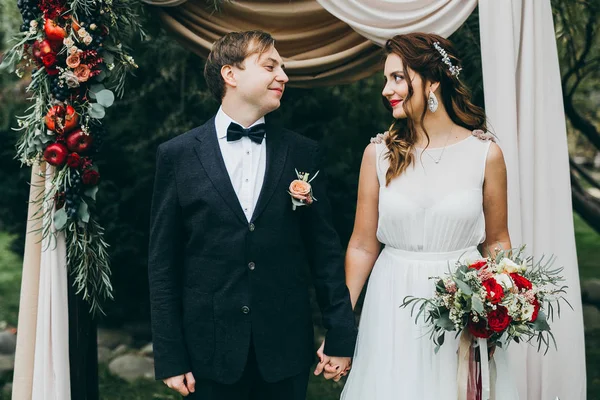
[317,32,519,399]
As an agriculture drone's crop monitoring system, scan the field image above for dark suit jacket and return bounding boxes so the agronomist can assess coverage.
[148,116,357,384]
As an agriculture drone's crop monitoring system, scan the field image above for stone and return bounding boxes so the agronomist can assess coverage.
[0,331,16,355]
[108,354,154,382]
[139,342,153,357]
[97,328,133,350]
[97,346,112,364]
[581,279,600,306]
[112,344,129,358]
[583,304,600,333]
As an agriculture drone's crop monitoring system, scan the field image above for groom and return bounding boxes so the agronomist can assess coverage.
[148,30,357,399]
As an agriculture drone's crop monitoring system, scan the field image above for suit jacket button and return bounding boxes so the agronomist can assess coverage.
[248,262,255,271]
[249,223,255,232]
[241,306,250,314]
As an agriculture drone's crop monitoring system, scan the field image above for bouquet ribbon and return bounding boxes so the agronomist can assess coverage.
[457,331,491,400]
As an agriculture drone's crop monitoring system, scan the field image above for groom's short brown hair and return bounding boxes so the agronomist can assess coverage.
[204,30,276,101]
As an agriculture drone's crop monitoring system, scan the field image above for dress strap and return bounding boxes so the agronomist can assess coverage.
[471,129,496,142]
[370,131,389,186]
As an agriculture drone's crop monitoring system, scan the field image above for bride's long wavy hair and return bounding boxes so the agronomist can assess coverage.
[383,33,487,186]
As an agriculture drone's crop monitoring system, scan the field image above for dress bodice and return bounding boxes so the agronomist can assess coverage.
[374,132,493,253]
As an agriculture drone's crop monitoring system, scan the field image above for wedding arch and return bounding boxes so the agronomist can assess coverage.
[4,0,585,399]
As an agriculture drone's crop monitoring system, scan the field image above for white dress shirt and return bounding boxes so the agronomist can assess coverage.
[214,106,267,222]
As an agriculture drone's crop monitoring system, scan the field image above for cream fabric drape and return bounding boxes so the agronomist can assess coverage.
[11,165,44,400]
[142,0,384,86]
[479,1,586,398]
[12,165,71,400]
[315,0,478,46]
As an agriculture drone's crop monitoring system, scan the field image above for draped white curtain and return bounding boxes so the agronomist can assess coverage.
[479,1,586,398]
[316,0,478,45]
[12,165,70,400]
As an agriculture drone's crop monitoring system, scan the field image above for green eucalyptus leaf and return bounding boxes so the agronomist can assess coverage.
[84,186,99,201]
[90,84,106,94]
[78,200,90,223]
[95,89,115,107]
[89,103,106,119]
[454,279,473,295]
[54,208,68,231]
[532,310,550,331]
[472,295,484,314]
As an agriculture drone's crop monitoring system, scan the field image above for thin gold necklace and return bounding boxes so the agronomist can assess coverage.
[423,125,454,164]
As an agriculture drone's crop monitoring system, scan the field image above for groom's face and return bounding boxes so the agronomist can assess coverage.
[233,45,288,116]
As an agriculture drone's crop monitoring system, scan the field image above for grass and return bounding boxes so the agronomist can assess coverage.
[0,214,598,399]
[98,364,343,400]
[574,212,600,281]
[574,212,600,399]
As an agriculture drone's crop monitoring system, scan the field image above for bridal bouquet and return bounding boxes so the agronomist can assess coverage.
[402,247,570,399]
[402,246,569,353]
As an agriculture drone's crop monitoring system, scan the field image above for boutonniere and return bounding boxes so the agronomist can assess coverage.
[288,169,319,210]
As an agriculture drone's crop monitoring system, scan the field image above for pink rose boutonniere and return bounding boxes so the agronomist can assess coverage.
[288,169,319,210]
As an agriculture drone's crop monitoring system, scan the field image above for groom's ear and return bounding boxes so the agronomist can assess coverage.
[221,64,238,88]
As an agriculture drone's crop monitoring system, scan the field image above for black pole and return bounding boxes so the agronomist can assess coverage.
[68,274,99,400]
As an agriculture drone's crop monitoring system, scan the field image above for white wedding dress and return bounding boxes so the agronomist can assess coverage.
[341,132,519,400]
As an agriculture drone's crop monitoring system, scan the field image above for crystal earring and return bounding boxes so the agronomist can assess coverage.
[428,91,438,113]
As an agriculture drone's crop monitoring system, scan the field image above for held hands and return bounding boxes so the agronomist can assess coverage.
[314,340,352,382]
[163,372,196,396]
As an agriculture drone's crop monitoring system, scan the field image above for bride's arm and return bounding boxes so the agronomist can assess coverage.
[346,143,382,310]
[481,142,511,256]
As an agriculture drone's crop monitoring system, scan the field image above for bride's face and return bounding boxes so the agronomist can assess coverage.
[382,53,426,120]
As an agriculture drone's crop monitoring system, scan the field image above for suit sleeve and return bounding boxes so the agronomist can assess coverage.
[302,144,358,357]
[148,145,191,379]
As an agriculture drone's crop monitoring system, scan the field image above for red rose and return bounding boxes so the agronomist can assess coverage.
[80,157,93,169]
[482,278,504,304]
[487,305,511,332]
[82,169,100,185]
[467,316,492,339]
[67,153,81,168]
[46,66,59,76]
[41,53,57,67]
[469,259,488,270]
[531,298,541,322]
[510,273,532,291]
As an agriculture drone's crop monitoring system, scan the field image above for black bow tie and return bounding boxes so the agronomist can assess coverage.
[226,122,266,144]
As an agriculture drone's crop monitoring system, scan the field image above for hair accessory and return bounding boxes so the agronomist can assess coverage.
[433,41,462,77]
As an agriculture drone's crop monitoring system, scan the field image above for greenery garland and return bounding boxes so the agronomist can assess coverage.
[1,0,143,314]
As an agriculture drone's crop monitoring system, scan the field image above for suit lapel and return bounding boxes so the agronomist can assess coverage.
[193,117,248,224]
[251,121,288,222]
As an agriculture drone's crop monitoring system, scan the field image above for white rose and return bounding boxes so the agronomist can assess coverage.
[78,28,87,38]
[521,302,535,321]
[83,35,93,46]
[498,258,519,273]
[518,260,528,273]
[494,273,514,290]
[64,37,74,47]
[63,71,80,88]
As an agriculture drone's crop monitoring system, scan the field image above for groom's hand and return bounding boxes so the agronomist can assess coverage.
[163,372,196,396]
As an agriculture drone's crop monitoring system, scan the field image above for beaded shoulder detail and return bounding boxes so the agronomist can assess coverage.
[370,131,389,144]
[471,129,496,142]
